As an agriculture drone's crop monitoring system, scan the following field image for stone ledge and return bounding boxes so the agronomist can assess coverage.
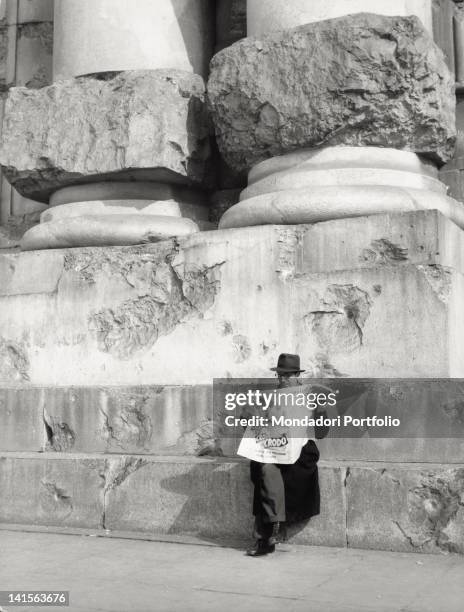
[2,384,464,464]
[0,454,463,553]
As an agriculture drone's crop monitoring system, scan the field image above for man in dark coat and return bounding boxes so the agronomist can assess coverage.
[246,353,322,557]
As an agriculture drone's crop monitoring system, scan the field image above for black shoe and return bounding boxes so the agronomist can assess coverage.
[246,540,276,557]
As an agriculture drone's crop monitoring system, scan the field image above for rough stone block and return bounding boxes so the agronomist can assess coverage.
[104,457,253,538]
[288,465,346,547]
[0,70,212,201]
[208,13,455,173]
[104,457,345,546]
[0,454,105,528]
[346,465,464,554]
[39,385,218,456]
[1,211,464,385]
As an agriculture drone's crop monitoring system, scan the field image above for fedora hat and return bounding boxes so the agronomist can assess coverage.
[270,353,305,374]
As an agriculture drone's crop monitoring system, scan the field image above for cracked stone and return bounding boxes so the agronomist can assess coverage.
[0,70,212,201]
[232,334,251,363]
[88,253,224,359]
[304,285,372,354]
[417,264,452,303]
[44,411,76,452]
[208,13,455,173]
[39,481,73,519]
[104,457,148,492]
[361,239,409,265]
[100,394,153,451]
[170,419,223,457]
[0,339,30,382]
[347,467,464,554]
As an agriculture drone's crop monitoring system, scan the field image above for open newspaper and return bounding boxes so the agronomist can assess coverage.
[237,384,319,464]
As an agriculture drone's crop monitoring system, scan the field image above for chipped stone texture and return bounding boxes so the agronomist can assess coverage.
[39,481,73,519]
[306,354,346,378]
[208,13,456,173]
[417,264,452,303]
[231,334,251,363]
[0,455,105,528]
[347,466,464,553]
[304,285,372,353]
[43,410,76,452]
[89,257,223,359]
[0,70,212,202]
[104,457,148,492]
[170,419,223,457]
[361,240,409,266]
[2,385,216,455]
[100,396,153,451]
[0,338,30,382]
[1,212,464,385]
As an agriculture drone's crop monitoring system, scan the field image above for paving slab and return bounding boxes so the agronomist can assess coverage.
[0,530,463,612]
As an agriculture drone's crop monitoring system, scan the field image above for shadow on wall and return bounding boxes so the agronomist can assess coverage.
[172,0,214,78]
[160,460,254,544]
[159,460,313,547]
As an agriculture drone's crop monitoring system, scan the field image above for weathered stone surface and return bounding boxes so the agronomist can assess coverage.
[20,215,200,251]
[0,455,105,528]
[3,378,464,461]
[0,70,212,201]
[3,455,463,554]
[104,457,345,546]
[347,465,464,554]
[41,386,218,456]
[208,13,455,173]
[1,212,464,385]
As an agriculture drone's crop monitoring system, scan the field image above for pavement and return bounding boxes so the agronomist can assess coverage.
[0,529,463,612]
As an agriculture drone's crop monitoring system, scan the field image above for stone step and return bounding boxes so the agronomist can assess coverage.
[0,452,463,555]
[2,385,464,463]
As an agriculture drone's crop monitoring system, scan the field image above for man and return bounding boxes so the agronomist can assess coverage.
[246,353,322,557]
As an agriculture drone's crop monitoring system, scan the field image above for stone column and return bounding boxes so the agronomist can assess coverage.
[0,0,214,250]
[208,9,461,230]
[247,0,437,36]
[53,0,213,79]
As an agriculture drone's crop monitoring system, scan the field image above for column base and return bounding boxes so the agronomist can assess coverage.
[20,215,199,251]
[219,147,464,229]
[21,182,207,250]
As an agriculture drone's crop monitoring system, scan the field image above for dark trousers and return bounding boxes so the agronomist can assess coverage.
[250,440,320,531]
[250,463,286,524]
